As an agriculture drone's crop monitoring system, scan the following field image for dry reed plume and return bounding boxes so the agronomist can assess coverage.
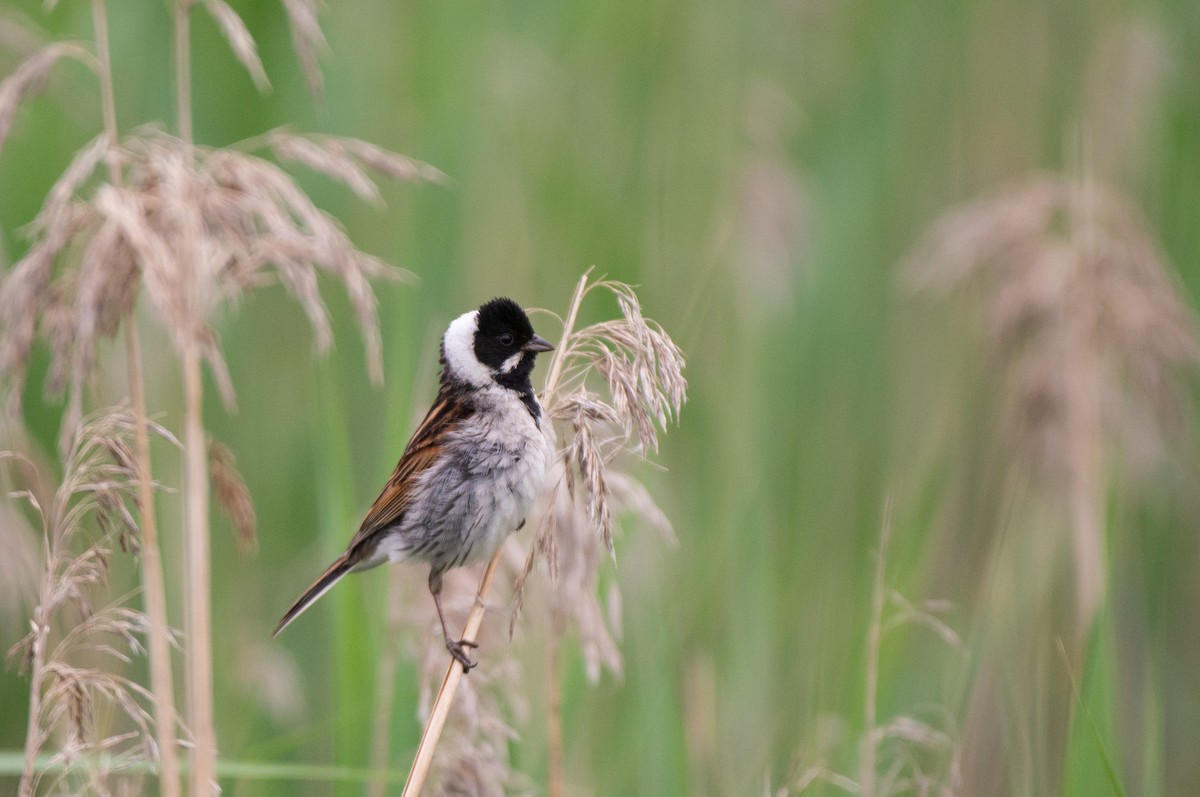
[5,407,178,797]
[0,124,421,427]
[902,174,1198,795]
[400,273,686,796]
[904,174,1198,624]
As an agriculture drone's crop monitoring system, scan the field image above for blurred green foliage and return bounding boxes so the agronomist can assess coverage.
[2,0,1199,795]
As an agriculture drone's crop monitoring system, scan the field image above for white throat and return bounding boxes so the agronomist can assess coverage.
[442,310,493,388]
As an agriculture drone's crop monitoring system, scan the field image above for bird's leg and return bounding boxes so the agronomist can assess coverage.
[429,570,477,673]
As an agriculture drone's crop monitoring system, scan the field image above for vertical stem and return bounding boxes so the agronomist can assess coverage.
[173,1,215,791]
[127,325,183,797]
[18,608,48,797]
[860,500,892,797]
[174,0,193,147]
[401,550,505,797]
[92,0,120,160]
[546,620,564,797]
[541,273,589,401]
[92,2,182,793]
[183,345,216,794]
[1067,177,1105,629]
[537,277,585,797]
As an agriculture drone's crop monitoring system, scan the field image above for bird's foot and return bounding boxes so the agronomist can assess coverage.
[447,638,479,673]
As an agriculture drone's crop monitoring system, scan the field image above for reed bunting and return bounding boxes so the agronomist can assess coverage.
[273,298,555,671]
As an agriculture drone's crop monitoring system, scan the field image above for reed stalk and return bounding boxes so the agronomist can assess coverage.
[91,2,182,793]
[17,599,49,796]
[546,617,564,797]
[859,500,892,797]
[170,1,218,791]
[4,3,421,791]
[127,323,183,797]
[400,551,505,796]
[182,342,216,794]
[174,0,192,149]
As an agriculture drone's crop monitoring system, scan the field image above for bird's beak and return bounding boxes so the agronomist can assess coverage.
[524,335,555,353]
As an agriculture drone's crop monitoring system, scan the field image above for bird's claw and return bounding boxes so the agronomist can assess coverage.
[447,639,479,672]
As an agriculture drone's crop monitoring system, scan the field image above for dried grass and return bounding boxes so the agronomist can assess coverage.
[208,439,257,553]
[202,0,270,93]
[903,175,1198,480]
[0,501,38,607]
[0,126,421,432]
[783,505,961,797]
[0,41,95,161]
[513,274,685,664]
[0,14,48,58]
[903,174,1199,622]
[6,407,180,797]
[280,0,328,99]
[268,129,448,206]
[2,2,433,792]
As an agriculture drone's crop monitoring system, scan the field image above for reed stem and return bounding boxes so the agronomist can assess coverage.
[17,604,48,797]
[92,2,182,793]
[400,550,505,797]
[547,615,564,797]
[127,325,183,797]
[174,0,192,148]
[859,500,893,797]
[541,272,589,401]
[171,1,218,791]
[183,344,216,794]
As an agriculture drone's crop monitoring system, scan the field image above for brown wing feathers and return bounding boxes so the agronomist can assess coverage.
[274,389,474,636]
[352,390,473,542]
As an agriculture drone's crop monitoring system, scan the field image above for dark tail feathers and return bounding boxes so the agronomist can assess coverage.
[272,555,352,637]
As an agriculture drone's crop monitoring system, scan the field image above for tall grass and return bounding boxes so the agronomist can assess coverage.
[3,0,1200,795]
[0,0,429,792]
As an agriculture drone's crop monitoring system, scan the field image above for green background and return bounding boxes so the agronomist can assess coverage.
[2,0,1198,794]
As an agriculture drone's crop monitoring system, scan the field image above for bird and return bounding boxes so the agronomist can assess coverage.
[273,297,555,671]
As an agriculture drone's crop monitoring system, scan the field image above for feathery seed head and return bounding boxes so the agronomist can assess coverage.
[5,407,176,794]
[208,439,257,553]
[510,273,685,679]
[904,174,1198,481]
[0,126,426,425]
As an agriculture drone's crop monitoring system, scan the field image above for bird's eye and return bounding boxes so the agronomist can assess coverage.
[499,333,515,347]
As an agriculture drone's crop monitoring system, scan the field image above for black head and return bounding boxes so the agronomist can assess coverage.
[472,298,554,388]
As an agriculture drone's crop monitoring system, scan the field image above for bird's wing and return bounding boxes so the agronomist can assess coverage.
[346,388,475,552]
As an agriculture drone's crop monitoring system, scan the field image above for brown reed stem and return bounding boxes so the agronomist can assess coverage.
[172,0,218,790]
[92,2,182,793]
[18,603,49,796]
[174,0,192,148]
[859,499,893,797]
[541,272,589,400]
[126,324,183,797]
[546,614,564,797]
[182,344,216,794]
[1066,179,1106,627]
[401,549,505,797]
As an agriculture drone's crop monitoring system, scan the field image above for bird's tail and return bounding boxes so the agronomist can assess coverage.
[272,554,353,637]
